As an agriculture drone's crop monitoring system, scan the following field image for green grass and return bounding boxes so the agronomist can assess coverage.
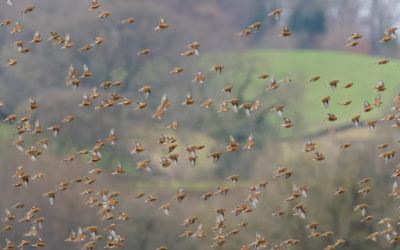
[201,49,399,134]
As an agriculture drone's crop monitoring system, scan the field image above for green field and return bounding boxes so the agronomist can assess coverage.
[201,50,399,134]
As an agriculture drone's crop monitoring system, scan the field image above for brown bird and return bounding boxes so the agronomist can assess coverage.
[200,99,213,109]
[358,186,372,197]
[27,97,39,111]
[266,77,279,91]
[201,192,213,200]
[169,67,184,74]
[122,17,136,23]
[374,80,386,92]
[280,117,293,128]
[181,50,195,56]
[362,100,373,112]
[379,33,393,43]
[79,45,92,51]
[257,74,270,79]
[192,72,205,84]
[89,0,100,10]
[346,41,359,47]
[106,128,117,145]
[91,37,104,46]
[5,59,18,67]
[208,152,222,162]
[42,191,57,205]
[61,33,74,49]
[227,175,239,184]
[367,232,380,242]
[137,49,151,55]
[182,93,195,105]
[308,76,320,83]
[339,143,351,149]
[268,9,283,20]
[326,113,337,122]
[29,31,42,43]
[137,159,151,171]
[321,96,330,109]
[173,188,187,202]
[249,21,262,31]
[373,94,382,107]
[0,19,12,26]
[154,17,169,30]
[182,216,198,227]
[187,42,200,55]
[334,187,345,195]
[48,125,61,137]
[354,203,368,216]
[270,104,285,117]
[238,29,251,36]
[138,85,152,98]
[378,150,396,164]
[62,115,75,123]
[377,59,389,65]
[366,120,377,131]
[328,80,339,91]
[338,100,352,106]
[97,11,111,18]
[211,65,224,75]
[11,21,23,33]
[279,26,291,37]
[348,32,362,40]
[351,115,361,127]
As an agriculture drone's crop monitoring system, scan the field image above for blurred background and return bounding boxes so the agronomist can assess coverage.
[0,0,399,249]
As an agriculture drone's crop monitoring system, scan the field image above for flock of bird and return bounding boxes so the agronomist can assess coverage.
[0,0,399,249]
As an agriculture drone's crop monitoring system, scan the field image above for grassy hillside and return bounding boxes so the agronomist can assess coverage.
[200,50,399,134]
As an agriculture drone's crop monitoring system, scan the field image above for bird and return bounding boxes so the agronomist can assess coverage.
[373,94,382,107]
[346,41,359,47]
[328,80,339,91]
[138,86,152,98]
[173,188,187,202]
[89,0,100,10]
[280,118,293,128]
[238,29,251,36]
[377,59,389,65]
[321,96,330,108]
[338,100,352,105]
[170,67,184,74]
[326,113,337,122]
[11,21,23,33]
[137,49,151,55]
[122,17,136,23]
[61,33,74,49]
[308,76,320,83]
[348,32,362,40]
[266,77,279,91]
[362,100,373,112]
[249,21,262,31]
[182,93,195,105]
[208,152,222,162]
[211,65,224,75]
[187,42,200,55]
[374,80,386,92]
[97,11,111,18]
[155,17,169,30]
[192,72,205,84]
[29,31,42,43]
[268,9,283,20]
[200,99,213,109]
[342,82,354,89]
[279,26,291,37]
